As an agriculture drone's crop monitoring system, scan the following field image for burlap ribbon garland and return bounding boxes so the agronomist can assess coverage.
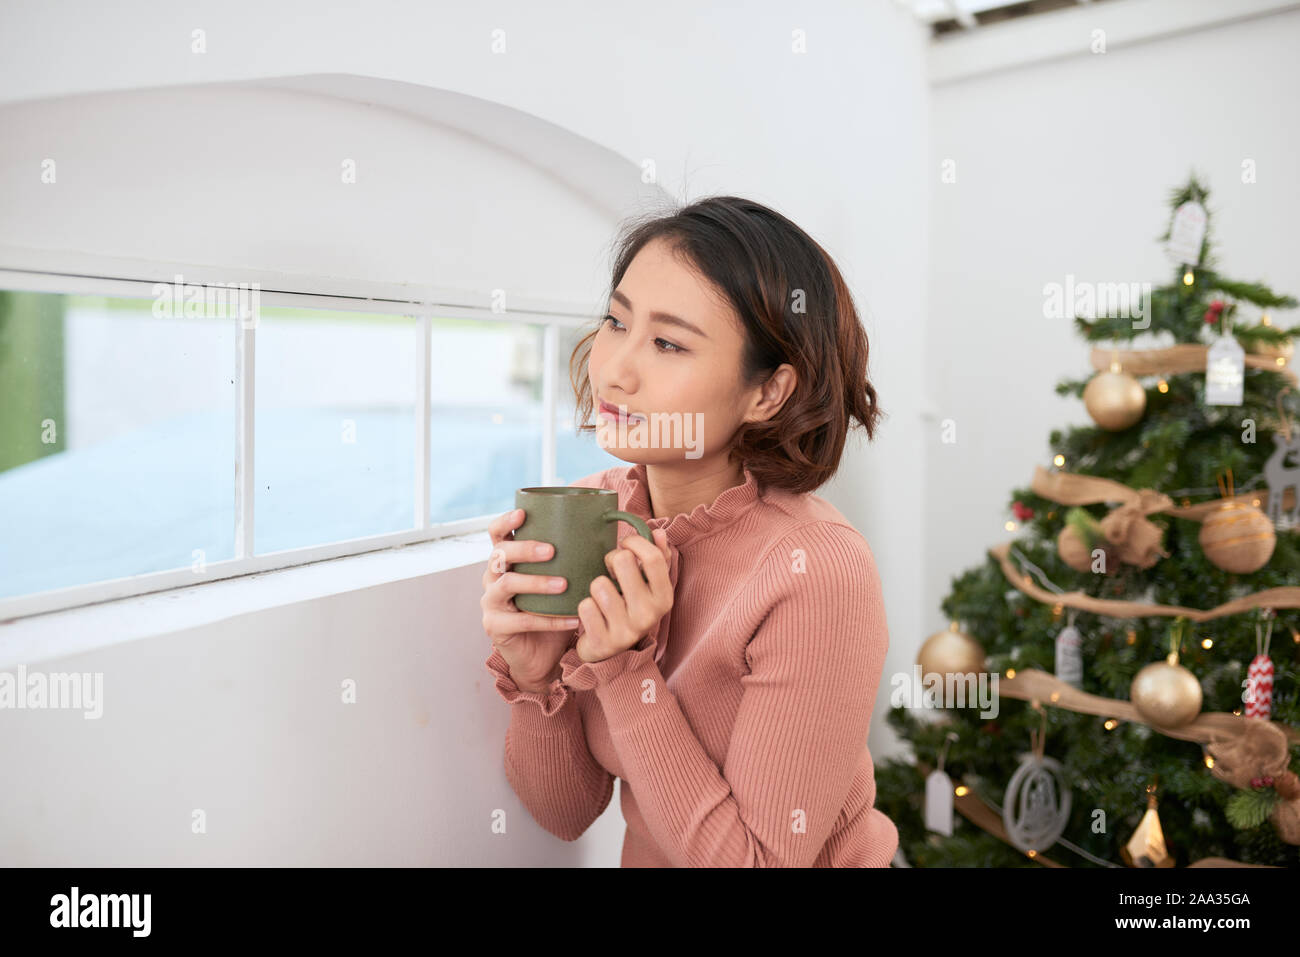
[997,669,1300,844]
[999,668,1300,746]
[1029,465,1294,527]
[990,539,1300,621]
[1033,466,1174,567]
[1090,344,1296,387]
[1030,464,1296,569]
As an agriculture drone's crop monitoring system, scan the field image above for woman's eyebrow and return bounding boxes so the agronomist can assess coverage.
[610,289,710,340]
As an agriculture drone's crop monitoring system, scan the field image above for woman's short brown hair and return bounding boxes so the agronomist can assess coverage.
[569,195,885,496]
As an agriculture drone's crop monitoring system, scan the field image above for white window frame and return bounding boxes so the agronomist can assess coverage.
[0,266,595,622]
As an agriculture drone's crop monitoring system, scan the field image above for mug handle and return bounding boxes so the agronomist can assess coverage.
[601,511,657,596]
[602,510,654,544]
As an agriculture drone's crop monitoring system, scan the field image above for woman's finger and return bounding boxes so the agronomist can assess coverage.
[489,571,567,612]
[486,608,580,636]
[614,532,672,596]
[487,539,555,578]
[577,596,609,651]
[488,507,524,545]
[604,550,654,625]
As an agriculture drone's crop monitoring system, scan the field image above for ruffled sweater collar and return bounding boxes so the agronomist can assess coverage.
[620,461,763,549]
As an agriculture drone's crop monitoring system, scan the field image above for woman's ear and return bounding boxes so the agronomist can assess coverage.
[743,363,797,424]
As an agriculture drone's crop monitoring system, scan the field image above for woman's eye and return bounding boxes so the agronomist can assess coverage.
[602,315,683,354]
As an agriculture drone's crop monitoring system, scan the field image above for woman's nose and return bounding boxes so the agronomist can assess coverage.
[601,340,641,390]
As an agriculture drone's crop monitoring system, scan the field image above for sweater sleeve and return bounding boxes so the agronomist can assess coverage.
[555,521,888,867]
[482,466,617,842]
[485,647,615,841]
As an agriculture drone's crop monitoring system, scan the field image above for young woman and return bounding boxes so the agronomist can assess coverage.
[480,195,897,867]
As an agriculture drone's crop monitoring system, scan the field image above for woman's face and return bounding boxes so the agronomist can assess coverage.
[588,237,757,464]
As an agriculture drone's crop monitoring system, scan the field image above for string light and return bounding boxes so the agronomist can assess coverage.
[1201,637,1213,650]
[1104,719,1119,730]
[954,785,969,797]
[1157,379,1169,393]
[1053,454,1065,468]
[1183,269,1194,285]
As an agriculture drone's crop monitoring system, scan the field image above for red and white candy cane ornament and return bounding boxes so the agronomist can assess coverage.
[1245,612,1274,720]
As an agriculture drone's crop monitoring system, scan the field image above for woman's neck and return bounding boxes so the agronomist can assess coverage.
[643,457,746,521]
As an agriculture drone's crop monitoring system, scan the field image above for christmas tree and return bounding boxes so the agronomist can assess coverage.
[876,174,1300,868]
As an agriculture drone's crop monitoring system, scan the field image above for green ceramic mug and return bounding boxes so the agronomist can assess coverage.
[511,485,654,617]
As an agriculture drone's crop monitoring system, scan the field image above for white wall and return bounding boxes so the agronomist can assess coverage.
[0,81,629,304]
[0,0,931,865]
[924,4,1300,638]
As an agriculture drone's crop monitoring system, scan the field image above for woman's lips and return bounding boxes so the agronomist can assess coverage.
[598,399,645,423]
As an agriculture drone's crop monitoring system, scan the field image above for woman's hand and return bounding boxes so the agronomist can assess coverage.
[481,507,582,691]
[575,528,673,664]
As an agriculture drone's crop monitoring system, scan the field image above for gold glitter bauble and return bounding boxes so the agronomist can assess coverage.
[1199,501,1276,574]
[918,623,985,679]
[1083,370,1146,431]
[1131,659,1202,728]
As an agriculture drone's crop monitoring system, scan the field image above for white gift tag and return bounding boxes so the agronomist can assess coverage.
[1055,624,1083,687]
[1165,201,1207,265]
[925,768,954,836]
[1205,334,1245,406]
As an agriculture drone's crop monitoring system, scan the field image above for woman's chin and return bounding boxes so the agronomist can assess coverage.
[596,417,647,446]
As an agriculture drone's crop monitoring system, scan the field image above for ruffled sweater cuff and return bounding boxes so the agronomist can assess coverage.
[484,646,571,718]
[485,614,667,717]
[558,618,663,693]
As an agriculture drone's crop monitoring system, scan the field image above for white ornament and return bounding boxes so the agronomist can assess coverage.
[1003,752,1072,853]
[1205,334,1245,406]
[1263,431,1300,528]
[1055,612,1084,687]
[925,769,954,837]
[925,732,959,836]
[1165,201,1207,265]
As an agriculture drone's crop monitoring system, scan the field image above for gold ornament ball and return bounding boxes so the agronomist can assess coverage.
[1084,370,1146,431]
[1131,659,1202,728]
[1058,524,1096,573]
[1199,501,1276,574]
[918,624,986,680]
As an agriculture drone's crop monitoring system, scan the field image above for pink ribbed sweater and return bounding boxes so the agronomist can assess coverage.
[484,461,898,867]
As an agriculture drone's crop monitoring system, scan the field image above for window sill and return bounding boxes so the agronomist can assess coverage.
[0,531,490,670]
